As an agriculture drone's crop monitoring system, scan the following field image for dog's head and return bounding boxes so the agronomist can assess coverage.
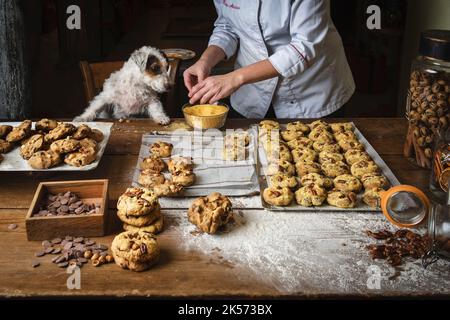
[142,50,172,93]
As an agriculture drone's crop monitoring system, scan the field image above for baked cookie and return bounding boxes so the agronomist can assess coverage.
[334,130,357,142]
[20,134,45,159]
[318,151,344,164]
[138,170,166,188]
[50,137,80,154]
[0,139,13,154]
[187,192,233,234]
[269,173,298,189]
[28,150,61,169]
[0,125,12,139]
[362,188,384,208]
[266,142,292,163]
[111,231,160,272]
[140,155,166,173]
[262,186,294,206]
[88,129,104,142]
[150,141,173,157]
[117,205,161,227]
[79,138,98,151]
[308,127,334,143]
[286,121,310,133]
[361,173,389,190]
[64,147,96,167]
[167,156,193,172]
[327,189,357,208]
[259,120,280,130]
[321,161,350,178]
[287,137,313,150]
[117,187,159,216]
[338,139,364,152]
[172,170,196,186]
[295,184,327,207]
[312,141,341,153]
[35,119,58,132]
[281,129,303,142]
[309,120,330,131]
[300,172,333,189]
[266,159,295,176]
[344,149,372,165]
[295,161,322,177]
[291,148,317,163]
[153,180,184,197]
[44,122,76,143]
[6,120,32,142]
[333,174,362,193]
[73,124,92,140]
[123,214,164,234]
[350,159,379,179]
[330,122,353,133]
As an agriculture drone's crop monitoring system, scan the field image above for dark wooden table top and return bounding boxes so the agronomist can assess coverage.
[1,118,447,298]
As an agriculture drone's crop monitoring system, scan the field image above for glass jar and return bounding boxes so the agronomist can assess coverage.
[429,128,450,202]
[404,30,450,169]
[422,202,450,267]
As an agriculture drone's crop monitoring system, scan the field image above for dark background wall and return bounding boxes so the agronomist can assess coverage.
[15,0,442,119]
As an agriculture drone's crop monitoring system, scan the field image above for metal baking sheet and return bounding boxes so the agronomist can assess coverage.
[132,128,260,197]
[256,123,400,212]
[0,122,113,171]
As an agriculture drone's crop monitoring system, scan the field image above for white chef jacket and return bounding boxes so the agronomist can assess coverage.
[208,0,355,118]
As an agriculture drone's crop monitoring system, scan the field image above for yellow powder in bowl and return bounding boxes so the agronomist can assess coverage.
[183,105,228,117]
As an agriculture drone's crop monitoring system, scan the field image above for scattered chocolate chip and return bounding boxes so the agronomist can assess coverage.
[57,262,69,268]
[52,248,62,254]
[51,238,62,244]
[41,240,51,247]
[63,242,73,251]
[73,237,84,243]
[31,261,40,268]
[44,247,54,254]
[35,251,46,257]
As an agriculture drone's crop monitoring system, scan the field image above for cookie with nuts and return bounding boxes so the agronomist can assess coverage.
[312,141,341,153]
[138,170,165,188]
[167,156,193,172]
[291,148,317,163]
[153,180,184,197]
[266,159,296,176]
[344,149,372,166]
[64,146,96,167]
[333,174,362,193]
[123,213,164,234]
[35,119,58,132]
[44,122,76,143]
[362,188,384,208]
[330,122,353,133]
[286,121,310,133]
[117,204,161,227]
[300,172,333,189]
[327,189,357,208]
[140,155,166,173]
[262,186,294,206]
[269,173,298,189]
[20,134,45,159]
[50,137,81,154]
[172,170,196,187]
[0,125,12,139]
[0,139,13,154]
[295,161,322,177]
[320,161,350,178]
[6,120,32,143]
[73,124,92,140]
[117,187,159,216]
[360,173,389,190]
[295,184,327,207]
[28,150,61,169]
[350,159,379,179]
[188,192,233,233]
[150,141,173,157]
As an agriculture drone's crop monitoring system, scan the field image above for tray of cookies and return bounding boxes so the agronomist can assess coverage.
[257,120,400,211]
[0,119,113,171]
[131,128,260,197]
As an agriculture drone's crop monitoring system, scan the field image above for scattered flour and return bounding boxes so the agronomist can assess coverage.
[167,210,450,295]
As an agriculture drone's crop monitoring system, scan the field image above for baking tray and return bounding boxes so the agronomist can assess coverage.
[0,122,113,171]
[131,128,260,197]
[256,123,400,212]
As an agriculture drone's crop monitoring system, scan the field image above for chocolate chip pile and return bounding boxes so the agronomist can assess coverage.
[34,191,100,217]
[32,236,113,268]
[365,229,430,266]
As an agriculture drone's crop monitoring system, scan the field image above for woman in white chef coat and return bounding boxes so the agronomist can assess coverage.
[184,0,355,118]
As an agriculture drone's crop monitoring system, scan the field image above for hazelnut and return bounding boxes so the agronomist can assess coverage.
[99,255,106,264]
[439,116,448,128]
[92,259,101,267]
[419,127,429,136]
[84,250,93,259]
[437,79,447,86]
[437,100,447,108]
[427,94,437,103]
[428,117,439,126]
[91,253,100,261]
[425,135,433,144]
[421,114,429,123]
[432,83,442,93]
[437,107,447,117]
[106,255,114,263]
[425,109,436,117]
[413,127,420,137]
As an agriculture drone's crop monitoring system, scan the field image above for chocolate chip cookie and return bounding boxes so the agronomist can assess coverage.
[117,187,159,216]
[117,204,161,227]
[350,159,379,179]
[295,161,322,177]
[188,192,233,233]
[138,170,165,188]
[20,134,45,159]
[0,125,12,139]
[79,138,98,151]
[6,120,32,142]
[0,139,13,154]
[153,180,184,197]
[73,124,92,139]
[28,150,61,169]
[44,123,76,143]
[123,214,164,234]
[327,189,357,208]
[88,129,104,142]
[263,186,294,206]
[64,147,96,167]
[300,172,333,189]
[150,141,173,157]
[295,184,327,207]
[269,173,298,189]
[361,173,389,190]
[50,137,81,154]
[35,119,58,132]
[172,170,196,186]
[141,155,166,173]
[333,174,362,193]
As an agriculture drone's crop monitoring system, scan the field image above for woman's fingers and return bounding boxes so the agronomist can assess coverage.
[189,84,212,104]
[189,80,206,98]
[200,87,219,104]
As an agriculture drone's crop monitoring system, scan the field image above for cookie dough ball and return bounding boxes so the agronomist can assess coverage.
[167,156,193,172]
[327,189,357,208]
[266,159,295,176]
[287,137,313,150]
[295,161,321,177]
[362,188,384,208]
[187,192,233,234]
[0,125,12,139]
[281,129,303,142]
[321,161,350,178]
[263,186,294,206]
[20,134,45,159]
[330,122,353,133]
[88,128,104,142]
[333,174,362,193]
[319,151,344,164]
[141,155,166,173]
[117,187,159,216]
[35,119,58,132]
[291,148,317,163]
[269,173,298,189]
[361,173,389,190]
[44,122,76,143]
[295,184,327,207]
[138,170,165,188]
[28,150,61,169]
[334,130,357,142]
[123,214,164,234]
[309,120,330,131]
[308,127,334,143]
[300,172,333,189]
[344,149,372,165]
[350,159,379,179]
[153,180,184,197]
[150,141,173,157]
[117,204,161,227]
[172,170,196,187]
[312,141,341,153]
[338,139,364,152]
[6,120,32,142]
[286,121,310,133]
[64,147,96,167]
[0,139,13,154]
[73,124,92,140]
[111,231,160,272]
[50,137,81,154]
[259,120,280,130]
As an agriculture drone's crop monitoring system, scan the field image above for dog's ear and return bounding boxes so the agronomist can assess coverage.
[145,55,162,74]
[159,50,169,63]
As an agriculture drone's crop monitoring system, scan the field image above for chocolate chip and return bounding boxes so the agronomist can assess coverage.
[60,205,69,213]
[60,197,69,205]
[7,223,18,230]
[52,256,60,263]
[41,240,51,247]
[35,251,46,257]
[52,248,61,254]
[57,262,68,268]
[73,237,84,243]
[63,242,73,251]
[97,244,108,251]
[31,261,40,268]
[85,240,95,246]
[65,236,73,241]
[77,257,88,264]
[44,247,54,254]
[51,238,62,244]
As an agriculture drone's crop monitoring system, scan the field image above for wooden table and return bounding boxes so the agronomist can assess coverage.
[0,118,448,298]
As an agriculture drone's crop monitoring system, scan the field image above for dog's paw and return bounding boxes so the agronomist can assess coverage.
[73,115,94,122]
[156,115,171,125]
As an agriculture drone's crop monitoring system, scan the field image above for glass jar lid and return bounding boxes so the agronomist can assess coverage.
[419,29,450,62]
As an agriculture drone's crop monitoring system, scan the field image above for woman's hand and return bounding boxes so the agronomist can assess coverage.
[188,72,244,105]
[183,59,212,92]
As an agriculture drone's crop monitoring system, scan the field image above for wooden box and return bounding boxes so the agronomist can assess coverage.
[26,180,109,241]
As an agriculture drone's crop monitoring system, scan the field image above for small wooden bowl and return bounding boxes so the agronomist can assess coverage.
[182,103,229,129]
[25,179,109,241]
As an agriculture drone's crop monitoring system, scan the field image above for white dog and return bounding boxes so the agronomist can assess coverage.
[74,46,171,124]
